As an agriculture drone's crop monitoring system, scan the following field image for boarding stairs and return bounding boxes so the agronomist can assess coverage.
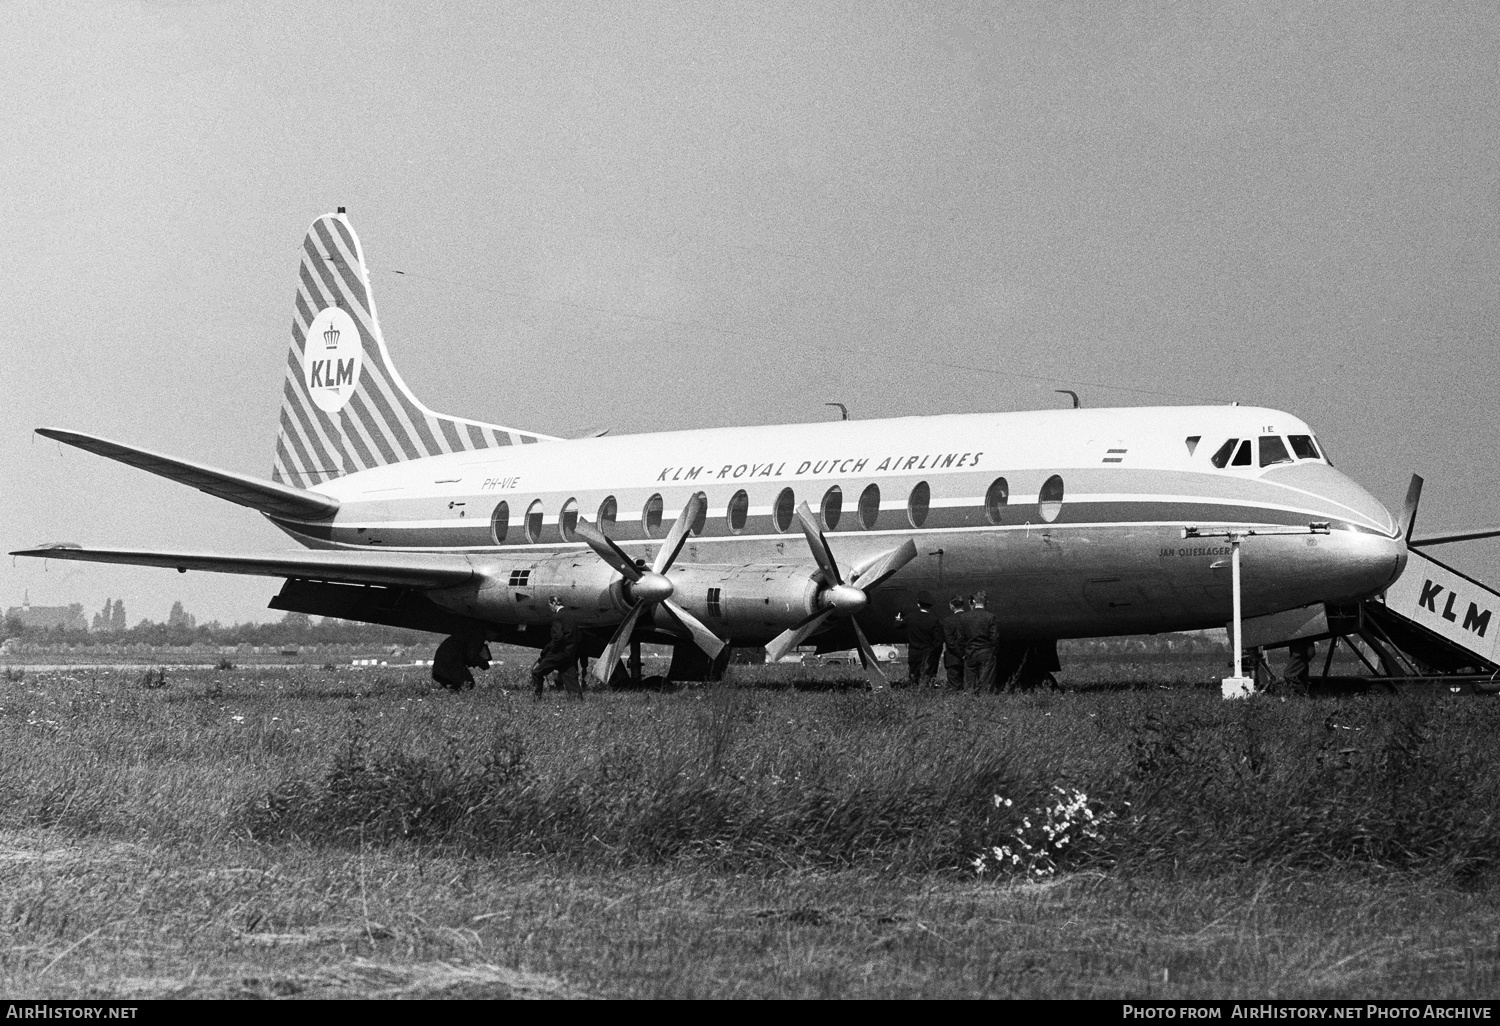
[1244,546,1500,694]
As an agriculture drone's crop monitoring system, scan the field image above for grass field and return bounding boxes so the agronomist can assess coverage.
[1,660,1498,999]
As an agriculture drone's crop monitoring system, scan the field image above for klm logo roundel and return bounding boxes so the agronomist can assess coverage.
[304,306,362,413]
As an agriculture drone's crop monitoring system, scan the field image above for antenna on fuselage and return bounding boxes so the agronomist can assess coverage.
[824,403,849,421]
[1055,390,1080,409]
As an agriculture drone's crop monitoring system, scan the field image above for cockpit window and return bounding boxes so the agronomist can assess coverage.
[1232,440,1252,467]
[1288,435,1320,461]
[1259,435,1293,467]
[1210,438,1239,468]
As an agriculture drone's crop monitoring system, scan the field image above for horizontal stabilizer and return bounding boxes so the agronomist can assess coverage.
[10,544,478,589]
[37,428,339,522]
[1409,527,1500,548]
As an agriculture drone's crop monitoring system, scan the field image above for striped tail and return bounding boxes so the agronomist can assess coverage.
[272,210,554,487]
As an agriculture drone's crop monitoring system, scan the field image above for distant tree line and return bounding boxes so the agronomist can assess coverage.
[2,605,427,648]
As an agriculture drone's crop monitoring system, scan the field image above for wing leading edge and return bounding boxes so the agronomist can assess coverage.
[9,544,479,589]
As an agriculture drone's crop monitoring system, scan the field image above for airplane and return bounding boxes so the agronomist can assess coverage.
[13,209,1419,689]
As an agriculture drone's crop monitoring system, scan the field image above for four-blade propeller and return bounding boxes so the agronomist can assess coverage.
[763,502,918,685]
[574,492,726,683]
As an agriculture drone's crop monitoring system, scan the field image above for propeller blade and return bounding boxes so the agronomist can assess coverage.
[851,619,888,689]
[849,538,919,593]
[659,598,726,659]
[1400,474,1423,544]
[764,607,835,664]
[593,602,646,683]
[652,492,705,575]
[575,517,642,582]
[793,501,842,585]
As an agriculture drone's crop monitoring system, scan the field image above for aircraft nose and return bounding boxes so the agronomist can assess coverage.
[1260,462,1398,537]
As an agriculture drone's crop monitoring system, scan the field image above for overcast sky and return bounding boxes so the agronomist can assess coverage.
[3,0,1498,625]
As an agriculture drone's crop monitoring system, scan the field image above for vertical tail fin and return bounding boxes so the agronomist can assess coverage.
[272,210,554,487]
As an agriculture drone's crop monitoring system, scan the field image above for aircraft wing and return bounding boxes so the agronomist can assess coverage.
[36,428,339,522]
[9,544,479,589]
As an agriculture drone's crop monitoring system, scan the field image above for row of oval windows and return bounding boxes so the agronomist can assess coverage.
[489,475,1067,544]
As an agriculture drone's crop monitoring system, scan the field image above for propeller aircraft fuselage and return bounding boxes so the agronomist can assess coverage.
[281,404,1407,643]
[12,211,1409,685]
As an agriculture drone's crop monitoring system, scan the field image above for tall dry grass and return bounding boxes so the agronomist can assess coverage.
[4,665,1497,879]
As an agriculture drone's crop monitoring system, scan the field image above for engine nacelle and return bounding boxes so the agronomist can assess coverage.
[426,553,626,626]
[427,556,823,643]
[652,563,821,642]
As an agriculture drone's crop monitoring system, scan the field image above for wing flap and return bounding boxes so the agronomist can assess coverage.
[37,428,339,522]
[10,544,477,589]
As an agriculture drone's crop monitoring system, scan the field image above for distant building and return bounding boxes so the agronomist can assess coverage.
[5,594,88,632]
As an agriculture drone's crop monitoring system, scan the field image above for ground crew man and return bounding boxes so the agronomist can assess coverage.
[1283,638,1316,694]
[960,590,1000,692]
[531,596,585,698]
[432,634,491,691]
[904,592,944,687]
[941,595,969,689]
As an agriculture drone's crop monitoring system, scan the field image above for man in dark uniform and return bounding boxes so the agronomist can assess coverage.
[1283,638,1316,694]
[904,592,944,687]
[432,634,491,691]
[960,590,1000,692]
[941,595,969,690]
[531,596,585,698]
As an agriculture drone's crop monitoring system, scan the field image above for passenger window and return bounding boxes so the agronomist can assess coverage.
[689,492,707,535]
[773,487,795,532]
[984,477,1009,525]
[727,490,749,534]
[907,481,930,528]
[821,486,843,531]
[525,500,543,543]
[490,501,509,544]
[596,495,617,535]
[1231,441,1252,467]
[1288,435,1320,461]
[858,483,880,530]
[1038,475,1064,523]
[642,493,664,538]
[559,498,579,542]
[1259,435,1293,467]
[1210,439,1239,468]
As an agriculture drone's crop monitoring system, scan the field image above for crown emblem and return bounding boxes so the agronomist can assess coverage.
[323,320,341,349]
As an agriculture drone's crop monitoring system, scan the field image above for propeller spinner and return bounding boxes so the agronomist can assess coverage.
[574,492,726,683]
[763,501,918,686]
